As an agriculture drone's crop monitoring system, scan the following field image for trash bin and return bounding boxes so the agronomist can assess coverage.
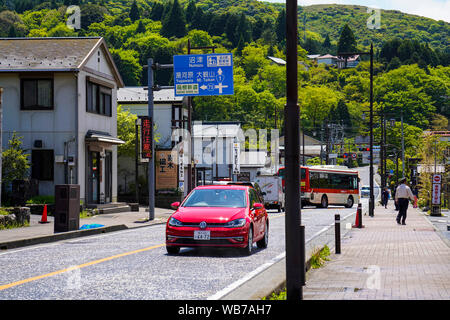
[54,184,80,233]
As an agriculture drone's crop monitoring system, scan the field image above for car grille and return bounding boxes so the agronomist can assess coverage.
[179,222,229,228]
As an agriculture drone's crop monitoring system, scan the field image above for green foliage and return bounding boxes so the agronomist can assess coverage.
[26,195,55,204]
[161,0,186,38]
[2,132,30,185]
[310,245,331,269]
[110,48,142,86]
[116,105,138,158]
[337,23,357,54]
[3,0,449,147]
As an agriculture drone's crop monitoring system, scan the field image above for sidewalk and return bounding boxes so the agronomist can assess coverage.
[303,201,450,300]
[0,206,173,250]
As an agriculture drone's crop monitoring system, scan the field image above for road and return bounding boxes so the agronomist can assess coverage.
[0,206,357,300]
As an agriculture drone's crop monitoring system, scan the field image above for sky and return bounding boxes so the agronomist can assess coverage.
[259,0,450,22]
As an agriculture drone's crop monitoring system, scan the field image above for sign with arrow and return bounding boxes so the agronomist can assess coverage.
[173,53,234,96]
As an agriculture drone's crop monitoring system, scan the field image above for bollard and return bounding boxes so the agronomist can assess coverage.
[357,203,365,228]
[335,214,341,254]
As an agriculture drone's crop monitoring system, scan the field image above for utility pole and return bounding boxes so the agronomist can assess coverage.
[147,58,155,221]
[285,0,305,300]
[0,88,2,207]
[401,109,405,176]
[369,43,374,217]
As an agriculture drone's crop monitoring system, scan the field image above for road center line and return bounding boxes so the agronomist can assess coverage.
[0,243,165,291]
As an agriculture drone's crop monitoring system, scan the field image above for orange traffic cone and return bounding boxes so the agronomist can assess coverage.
[352,203,364,228]
[39,204,50,224]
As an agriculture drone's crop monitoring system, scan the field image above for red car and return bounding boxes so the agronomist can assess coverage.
[166,185,269,255]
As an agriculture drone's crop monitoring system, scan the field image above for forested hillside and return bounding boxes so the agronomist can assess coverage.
[0,0,449,170]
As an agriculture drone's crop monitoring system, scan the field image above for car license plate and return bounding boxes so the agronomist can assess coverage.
[194,230,210,240]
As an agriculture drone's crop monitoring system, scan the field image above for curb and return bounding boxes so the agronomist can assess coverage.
[0,225,129,250]
[0,218,170,251]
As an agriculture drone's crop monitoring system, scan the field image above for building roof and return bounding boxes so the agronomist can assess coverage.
[267,56,286,65]
[117,87,184,103]
[0,37,124,87]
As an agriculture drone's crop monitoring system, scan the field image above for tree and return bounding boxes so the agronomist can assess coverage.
[117,106,138,158]
[337,24,357,54]
[2,132,30,186]
[80,4,107,29]
[129,1,140,22]
[160,0,186,38]
[275,8,286,44]
[185,0,196,22]
[110,48,142,86]
[136,20,145,34]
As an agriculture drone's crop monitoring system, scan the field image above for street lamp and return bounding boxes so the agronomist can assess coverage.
[338,44,374,217]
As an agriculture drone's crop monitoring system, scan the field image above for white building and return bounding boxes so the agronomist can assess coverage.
[116,86,187,196]
[0,37,124,205]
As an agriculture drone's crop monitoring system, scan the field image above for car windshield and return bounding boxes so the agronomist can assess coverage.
[182,189,247,208]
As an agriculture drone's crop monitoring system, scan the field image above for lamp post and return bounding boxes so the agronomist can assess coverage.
[338,43,374,217]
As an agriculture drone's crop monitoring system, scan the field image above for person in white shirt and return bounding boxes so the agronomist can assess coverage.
[394,178,415,225]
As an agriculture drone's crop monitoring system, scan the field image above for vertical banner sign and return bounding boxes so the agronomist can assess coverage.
[178,151,184,192]
[232,142,240,174]
[432,174,442,205]
[141,116,152,159]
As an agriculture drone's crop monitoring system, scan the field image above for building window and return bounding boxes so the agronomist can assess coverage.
[86,80,112,116]
[32,150,54,181]
[21,79,53,110]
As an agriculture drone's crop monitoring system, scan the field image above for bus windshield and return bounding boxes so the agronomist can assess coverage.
[277,168,306,179]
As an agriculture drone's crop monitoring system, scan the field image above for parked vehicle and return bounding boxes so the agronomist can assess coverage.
[166,185,269,255]
[361,185,370,198]
[255,175,284,212]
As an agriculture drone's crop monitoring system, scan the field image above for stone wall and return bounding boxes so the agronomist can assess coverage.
[0,207,31,228]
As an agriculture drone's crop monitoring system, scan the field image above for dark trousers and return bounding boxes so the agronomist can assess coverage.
[396,198,409,224]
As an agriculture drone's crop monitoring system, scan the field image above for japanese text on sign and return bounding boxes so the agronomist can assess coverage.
[141,116,152,159]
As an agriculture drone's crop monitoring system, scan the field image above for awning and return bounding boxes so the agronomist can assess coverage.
[85,130,124,145]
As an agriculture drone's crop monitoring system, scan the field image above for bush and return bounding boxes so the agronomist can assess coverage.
[26,195,55,204]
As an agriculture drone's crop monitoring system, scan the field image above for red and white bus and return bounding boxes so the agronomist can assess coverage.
[276,165,359,208]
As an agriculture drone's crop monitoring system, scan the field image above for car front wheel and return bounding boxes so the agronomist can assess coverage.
[241,227,253,256]
[257,221,269,249]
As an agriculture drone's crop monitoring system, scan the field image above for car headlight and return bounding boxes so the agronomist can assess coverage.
[168,217,183,227]
[224,218,246,228]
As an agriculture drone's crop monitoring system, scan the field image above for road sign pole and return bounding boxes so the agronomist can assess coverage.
[147,58,155,220]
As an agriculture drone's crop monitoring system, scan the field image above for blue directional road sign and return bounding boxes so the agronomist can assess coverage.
[173,53,234,97]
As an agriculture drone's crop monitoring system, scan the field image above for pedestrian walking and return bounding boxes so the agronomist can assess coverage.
[394,178,415,225]
[382,187,390,208]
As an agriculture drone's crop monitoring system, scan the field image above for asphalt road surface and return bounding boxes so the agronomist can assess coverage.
[0,206,357,300]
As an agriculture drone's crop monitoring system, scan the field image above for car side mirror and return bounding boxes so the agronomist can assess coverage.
[253,203,264,209]
[171,202,180,209]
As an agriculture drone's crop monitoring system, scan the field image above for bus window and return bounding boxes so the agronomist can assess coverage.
[301,168,306,180]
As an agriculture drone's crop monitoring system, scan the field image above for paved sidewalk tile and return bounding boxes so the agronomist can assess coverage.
[304,202,450,300]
